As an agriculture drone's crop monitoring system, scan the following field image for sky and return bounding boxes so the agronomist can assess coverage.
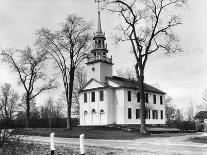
[0,0,207,110]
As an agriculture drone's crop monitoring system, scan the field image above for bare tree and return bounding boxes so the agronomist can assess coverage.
[40,97,65,128]
[72,66,87,116]
[17,94,39,121]
[53,98,65,127]
[200,89,207,110]
[0,83,19,125]
[164,96,176,126]
[203,89,207,104]
[45,97,54,128]
[174,109,183,122]
[103,0,187,134]
[36,15,92,129]
[1,47,56,128]
[195,89,207,112]
[116,67,136,80]
[186,100,194,122]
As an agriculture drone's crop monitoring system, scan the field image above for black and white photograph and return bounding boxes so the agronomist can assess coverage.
[0,0,207,154]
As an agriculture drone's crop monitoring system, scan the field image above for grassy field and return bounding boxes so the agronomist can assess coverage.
[18,126,144,140]
[17,126,195,140]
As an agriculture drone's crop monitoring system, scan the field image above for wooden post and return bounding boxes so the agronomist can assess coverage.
[50,133,55,155]
[80,134,85,155]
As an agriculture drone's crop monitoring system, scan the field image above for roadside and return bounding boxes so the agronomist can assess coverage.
[22,132,207,155]
[17,127,198,140]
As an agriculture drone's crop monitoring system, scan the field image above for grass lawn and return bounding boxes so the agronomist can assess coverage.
[17,126,196,140]
[188,136,207,144]
[18,126,144,140]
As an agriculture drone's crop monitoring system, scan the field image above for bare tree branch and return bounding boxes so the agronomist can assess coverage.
[36,14,92,129]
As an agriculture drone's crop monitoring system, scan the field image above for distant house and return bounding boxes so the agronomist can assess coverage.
[194,111,207,132]
[79,10,166,126]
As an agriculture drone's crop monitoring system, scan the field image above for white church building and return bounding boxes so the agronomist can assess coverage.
[79,10,166,126]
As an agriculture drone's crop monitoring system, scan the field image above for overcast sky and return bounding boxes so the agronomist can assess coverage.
[0,0,207,110]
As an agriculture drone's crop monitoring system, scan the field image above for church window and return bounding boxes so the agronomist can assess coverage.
[128,108,132,119]
[160,96,163,105]
[98,39,101,47]
[153,95,156,104]
[145,110,151,119]
[152,110,158,119]
[128,91,131,101]
[160,110,163,119]
[91,92,95,102]
[148,110,151,119]
[136,109,140,119]
[100,109,104,113]
[84,93,87,103]
[92,109,96,113]
[145,94,149,103]
[137,92,140,102]
[100,91,104,101]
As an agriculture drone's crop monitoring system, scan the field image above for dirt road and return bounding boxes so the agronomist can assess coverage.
[22,133,207,155]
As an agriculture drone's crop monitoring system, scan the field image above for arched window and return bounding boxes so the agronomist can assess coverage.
[92,109,96,113]
[100,109,104,113]
[84,111,88,115]
[98,39,101,47]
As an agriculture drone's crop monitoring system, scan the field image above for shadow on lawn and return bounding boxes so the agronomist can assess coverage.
[188,136,207,144]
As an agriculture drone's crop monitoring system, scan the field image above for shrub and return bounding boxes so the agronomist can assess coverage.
[0,117,79,128]
[0,129,34,155]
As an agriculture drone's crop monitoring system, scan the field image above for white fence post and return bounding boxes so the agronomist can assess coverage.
[50,133,55,155]
[80,134,85,155]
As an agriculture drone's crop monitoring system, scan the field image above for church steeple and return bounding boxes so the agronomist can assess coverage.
[86,2,113,83]
[97,11,102,33]
[86,7,112,65]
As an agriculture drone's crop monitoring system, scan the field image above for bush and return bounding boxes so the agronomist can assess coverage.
[169,120,196,131]
[0,118,79,129]
[0,129,34,155]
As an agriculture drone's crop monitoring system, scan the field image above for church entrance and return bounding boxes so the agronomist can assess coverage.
[84,112,89,125]
[100,109,105,125]
[91,109,98,125]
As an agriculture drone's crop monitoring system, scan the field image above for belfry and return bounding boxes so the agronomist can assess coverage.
[86,9,113,83]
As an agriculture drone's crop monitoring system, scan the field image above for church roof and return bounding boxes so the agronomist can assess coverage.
[107,76,166,94]
[194,111,207,119]
[79,78,111,92]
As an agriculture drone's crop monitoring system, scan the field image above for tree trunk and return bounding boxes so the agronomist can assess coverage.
[66,67,75,129]
[49,113,52,129]
[139,68,147,135]
[26,94,30,128]
[168,118,171,127]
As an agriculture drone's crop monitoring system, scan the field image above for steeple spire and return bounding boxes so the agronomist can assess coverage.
[97,11,102,33]
[86,0,112,66]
